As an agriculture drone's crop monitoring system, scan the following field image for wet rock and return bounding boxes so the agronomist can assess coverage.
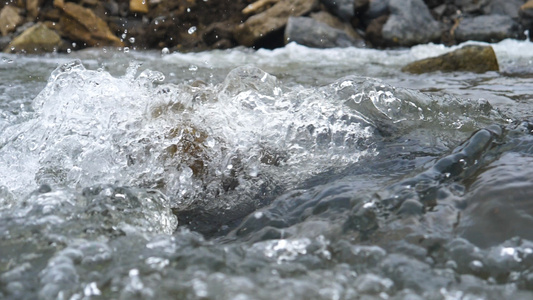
[3,22,62,53]
[382,0,441,47]
[0,6,23,36]
[455,14,524,43]
[203,22,236,49]
[321,0,354,21]
[402,45,499,74]
[129,0,148,14]
[285,16,364,48]
[0,36,10,50]
[58,2,123,47]
[234,0,319,47]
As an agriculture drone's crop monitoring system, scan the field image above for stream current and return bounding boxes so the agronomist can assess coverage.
[2,40,533,299]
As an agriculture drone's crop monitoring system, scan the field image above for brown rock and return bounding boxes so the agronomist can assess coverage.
[3,22,62,53]
[130,0,149,14]
[26,0,43,20]
[234,0,318,47]
[365,14,388,48]
[402,45,499,74]
[59,2,123,47]
[0,6,23,36]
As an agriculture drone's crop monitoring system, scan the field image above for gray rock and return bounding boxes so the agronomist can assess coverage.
[455,14,524,43]
[363,0,390,22]
[0,35,11,50]
[482,0,525,19]
[285,16,365,48]
[321,0,354,21]
[519,0,533,37]
[382,0,441,46]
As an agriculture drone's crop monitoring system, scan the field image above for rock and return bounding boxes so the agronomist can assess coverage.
[310,11,363,40]
[361,0,389,26]
[0,6,23,36]
[365,14,388,47]
[284,16,364,48]
[3,22,62,53]
[0,36,11,50]
[454,14,524,43]
[234,0,319,47]
[26,0,42,20]
[203,22,236,48]
[382,0,441,46]
[58,2,124,47]
[321,0,354,21]
[130,0,148,14]
[482,0,524,19]
[243,0,280,15]
[354,0,370,15]
[401,45,499,74]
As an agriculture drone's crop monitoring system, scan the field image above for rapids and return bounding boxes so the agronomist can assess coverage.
[1,40,533,299]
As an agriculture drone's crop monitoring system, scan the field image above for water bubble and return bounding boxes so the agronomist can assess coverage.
[188,26,197,34]
[129,37,136,44]
[123,47,130,53]
[188,65,198,72]
[161,47,170,55]
[121,33,127,39]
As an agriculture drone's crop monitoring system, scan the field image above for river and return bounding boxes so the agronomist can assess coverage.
[1,39,533,299]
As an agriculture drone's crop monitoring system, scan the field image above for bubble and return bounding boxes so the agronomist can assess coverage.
[161,47,170,55]
[129,37,136,44]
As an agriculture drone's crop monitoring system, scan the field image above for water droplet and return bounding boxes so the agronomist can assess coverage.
[121,33,127,39]
[188,26,197,35]
[188,65,198,71]
[161,47,170,55]
[123,47,130,53]
[187,7,191,12]
[129,37,136,44]
[67,48,72,54]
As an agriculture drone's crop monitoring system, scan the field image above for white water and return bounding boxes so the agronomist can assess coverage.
[1,40,533,299]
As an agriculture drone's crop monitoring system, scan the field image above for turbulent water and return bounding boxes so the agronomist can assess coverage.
[2,40,533,299]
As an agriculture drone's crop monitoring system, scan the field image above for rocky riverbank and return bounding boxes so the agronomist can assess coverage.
[1,0,532,54]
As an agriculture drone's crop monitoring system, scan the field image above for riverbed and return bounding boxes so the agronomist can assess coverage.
[2,40,533,299]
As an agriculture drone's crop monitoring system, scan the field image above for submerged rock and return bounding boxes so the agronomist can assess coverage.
[455,14,524,43]
[402,45,499,74]
[0,5,23,36]
[382,0,441,47]
[234,0,318,47]
[284,16,365,48]
[3,23,62,54]
[58,2,123,47]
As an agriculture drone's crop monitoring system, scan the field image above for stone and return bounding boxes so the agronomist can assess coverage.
[130,0,149,14]
[26,0,42,20]
[382,0,441,47]
[310,11,363,40]
[0,6,23,36]
[401,45,499,74]
[454,14,524,43]
[203,22,235,47]
[284,16,364,48]
[362,0,389,26]
[3,22,62,53]
[234,0,319,47]
[321,0,354,21]
[243,0,280,14]
[482,0,524,19]
[365,14,388,47]
[58,2,124,47]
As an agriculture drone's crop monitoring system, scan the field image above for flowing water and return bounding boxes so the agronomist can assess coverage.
[1,39,533,299]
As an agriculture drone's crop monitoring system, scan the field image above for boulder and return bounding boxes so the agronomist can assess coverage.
[58,2,124,47]
[234,0,319,47]
[482,0,525,19]
[454,14,524,43]
[3,22,62,53]
[401,45,499,74]
[284,16,364,48]
[26,0,43,20]
[0,6,23,36]
[382,0,441,46]
[129,0,148,14]
[321,0,354,21]
[361,0,389,27]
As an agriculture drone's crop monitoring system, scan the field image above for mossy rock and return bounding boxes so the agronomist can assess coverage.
[402,45,499,74]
